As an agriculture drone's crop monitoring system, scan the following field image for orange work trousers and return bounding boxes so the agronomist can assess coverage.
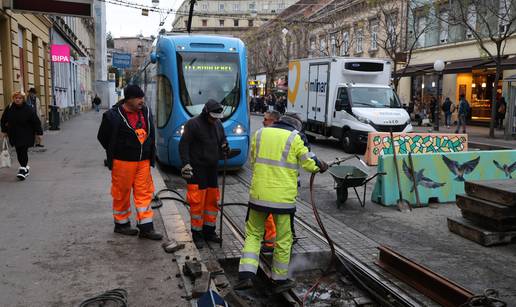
[111,159,154,225]
[263,214,277,247]
[187,185,220,232]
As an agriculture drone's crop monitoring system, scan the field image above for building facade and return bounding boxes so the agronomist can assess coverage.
[172,0,298,39]
[49,15,96,120]
[0,9,53,125]
[397,0,516,125]
[113,36,153,78]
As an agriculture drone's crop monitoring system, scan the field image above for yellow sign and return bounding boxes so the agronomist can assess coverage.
[248,80,261,86]
[184,65,233,71]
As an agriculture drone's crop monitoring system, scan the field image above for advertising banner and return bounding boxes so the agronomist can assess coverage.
[51,44,71,63]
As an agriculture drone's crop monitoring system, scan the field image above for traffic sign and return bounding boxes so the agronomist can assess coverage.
[112,53,132,69]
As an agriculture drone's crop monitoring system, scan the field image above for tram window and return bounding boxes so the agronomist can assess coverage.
[156,74,172,128]
[176,51,240,120]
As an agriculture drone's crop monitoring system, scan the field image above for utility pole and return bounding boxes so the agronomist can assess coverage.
[187,0,196,34]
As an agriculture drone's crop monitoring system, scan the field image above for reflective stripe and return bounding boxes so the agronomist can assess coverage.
[113,209,130,215]
[191,214,203,220]
[271,271,288,280]
[273,260,289,270]
[255,128,263,157]
[192,225,202,231]
[281,130,299,162]
[239,263,258,274]
[136,205,151,213]
[242,252,259,261]
[114,218,129,224]
[203,210,218,216]
[255,157,298,170]
[249,197,296,210]
[203,221,216,226]
[138,217,153,224]
[300,151,315,162]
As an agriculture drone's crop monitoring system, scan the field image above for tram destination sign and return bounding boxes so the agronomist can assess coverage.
[10,0,93,18]
[112,53,132,69]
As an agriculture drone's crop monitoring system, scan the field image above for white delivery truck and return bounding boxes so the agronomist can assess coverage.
[287,57,412,153]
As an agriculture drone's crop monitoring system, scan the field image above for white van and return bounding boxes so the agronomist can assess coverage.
[287,57,412,153]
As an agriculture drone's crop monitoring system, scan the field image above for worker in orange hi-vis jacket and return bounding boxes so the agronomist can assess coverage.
[97,85,162,240]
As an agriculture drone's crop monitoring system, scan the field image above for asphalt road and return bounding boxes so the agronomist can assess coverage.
[249,113,516,303]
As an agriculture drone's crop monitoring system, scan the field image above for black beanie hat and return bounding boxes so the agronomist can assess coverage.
[124,85,145,100]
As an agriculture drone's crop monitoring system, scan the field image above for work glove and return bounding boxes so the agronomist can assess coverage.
[318,160,329,173]
[221,142,231,155]
[181,164,193,179]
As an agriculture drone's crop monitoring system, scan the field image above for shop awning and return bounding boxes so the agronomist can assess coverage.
[395,64,433,77]
[442,58,493,73]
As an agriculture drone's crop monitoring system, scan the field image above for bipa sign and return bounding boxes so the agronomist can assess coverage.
[50,44,70,62]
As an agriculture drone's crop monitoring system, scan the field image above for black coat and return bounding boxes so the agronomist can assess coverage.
[97,103,155,170]
[179,112,227,168]
[1,102,43,147]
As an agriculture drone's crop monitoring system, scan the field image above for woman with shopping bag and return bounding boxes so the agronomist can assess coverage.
[1,91,43,180]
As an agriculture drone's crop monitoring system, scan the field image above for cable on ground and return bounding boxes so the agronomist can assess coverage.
[79,288,128,307]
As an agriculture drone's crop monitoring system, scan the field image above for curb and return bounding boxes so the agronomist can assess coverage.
[468,141,512,151]
[152,168,217,305]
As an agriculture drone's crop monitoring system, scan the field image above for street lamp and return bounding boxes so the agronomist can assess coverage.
[434,59,445,131]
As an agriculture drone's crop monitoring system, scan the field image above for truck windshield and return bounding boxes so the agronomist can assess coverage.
[350,87,401,108]
[177,52,240,119]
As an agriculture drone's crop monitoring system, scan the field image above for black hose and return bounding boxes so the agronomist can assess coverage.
[79,288,128,307]
[152,188,248,210]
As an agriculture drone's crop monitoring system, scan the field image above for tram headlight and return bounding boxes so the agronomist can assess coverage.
[233,124,245,135]
[175,125,185,136]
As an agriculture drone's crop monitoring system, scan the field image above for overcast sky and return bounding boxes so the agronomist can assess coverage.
[106,0,183,38]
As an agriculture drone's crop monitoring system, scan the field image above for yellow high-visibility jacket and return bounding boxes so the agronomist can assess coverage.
[249,126,320,214]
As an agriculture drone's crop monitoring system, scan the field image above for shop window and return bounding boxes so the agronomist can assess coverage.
[156,74,173,128]
[219,19,225,27]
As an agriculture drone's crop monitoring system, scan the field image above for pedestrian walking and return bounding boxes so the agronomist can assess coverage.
[27,88,44,147]
[234,112,328,293]
[1,91,43,180]
[97,85,163,240]
[442,97,454,128]
[455,94,470,134]
[496,96,506,129]
[93,94,101,112]
[179,99,229,249]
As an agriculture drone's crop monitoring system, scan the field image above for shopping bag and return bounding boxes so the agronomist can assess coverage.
[1,138,11,168]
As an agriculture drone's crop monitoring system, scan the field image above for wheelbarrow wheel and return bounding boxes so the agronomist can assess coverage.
[336,187,348,208]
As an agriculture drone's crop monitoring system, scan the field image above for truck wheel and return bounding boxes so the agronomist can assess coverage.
[341,131,355,154]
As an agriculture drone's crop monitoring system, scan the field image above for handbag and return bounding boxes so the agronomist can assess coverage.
[1,138,11,168]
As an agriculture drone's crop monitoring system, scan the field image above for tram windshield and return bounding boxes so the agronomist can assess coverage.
[177,52,240,119]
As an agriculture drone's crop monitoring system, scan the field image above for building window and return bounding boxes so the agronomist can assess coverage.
[439,11,449,44]
[319,36,327,55]
[355,29,363,53]
[416,16,426,47]
[263,3,269,10]
[279,3,285,9]
[330,33,336,56]
[233,3,239,11]
[219,3,225,11]
[387,13,397,49]
[466,4,477,39]
[248,19,254,27]
[201,3,208,10]
[202,19,208,27]
[234,19,239,27]
[249,3,256,10]
[219,19,225,27]
[184,20,188,28]
[370,21,378,51]
[341,31,350,55]
[309,37,316,57]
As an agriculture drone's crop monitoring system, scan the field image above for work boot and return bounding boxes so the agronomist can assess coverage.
[137,222,163,240]
[204,232,223,244]
[233,278,254,290]
[273,279,296,294]
[114,222,139,236]
[192,231,204,249]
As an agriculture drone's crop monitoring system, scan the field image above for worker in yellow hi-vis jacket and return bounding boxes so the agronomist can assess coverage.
[235,113,328,293]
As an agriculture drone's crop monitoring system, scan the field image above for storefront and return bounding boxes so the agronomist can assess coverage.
[405,57,516,124]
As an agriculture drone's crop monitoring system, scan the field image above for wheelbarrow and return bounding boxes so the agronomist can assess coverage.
[328,161,385,208]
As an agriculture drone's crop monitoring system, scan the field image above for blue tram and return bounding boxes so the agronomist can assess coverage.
[134,35,250,169]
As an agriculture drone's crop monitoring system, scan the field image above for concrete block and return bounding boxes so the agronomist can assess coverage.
[183,261,203,279]
[192,271,211,298]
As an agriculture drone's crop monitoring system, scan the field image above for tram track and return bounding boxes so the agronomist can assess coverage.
[223,165,425,307]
